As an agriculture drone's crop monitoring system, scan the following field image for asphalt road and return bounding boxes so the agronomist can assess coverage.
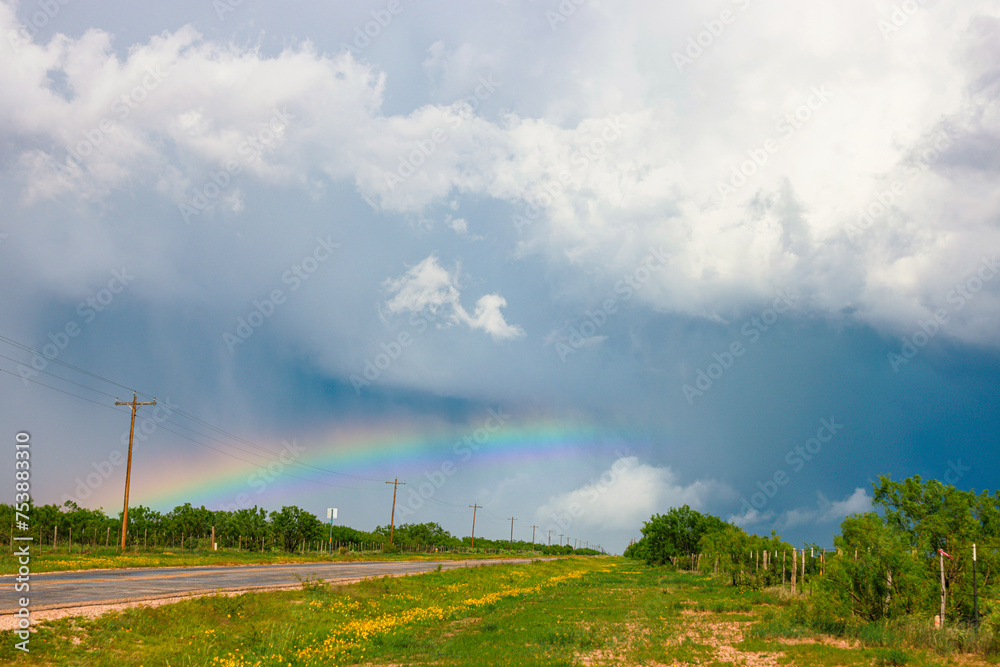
[0,558,543,614]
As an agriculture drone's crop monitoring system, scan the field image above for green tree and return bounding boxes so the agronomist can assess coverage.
[820,512,930,621]
[167,503,213,540]
[127,506,164,536]
[230,507,270,543]
[873,475,1000,621]
[630,505,727,566]
[269,506,322,552]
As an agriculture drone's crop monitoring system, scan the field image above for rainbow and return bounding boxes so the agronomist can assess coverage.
[138,413,632,511]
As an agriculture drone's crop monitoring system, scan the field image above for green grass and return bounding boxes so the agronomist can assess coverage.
[2,559,993,665]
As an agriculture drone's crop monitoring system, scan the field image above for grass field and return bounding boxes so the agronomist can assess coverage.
[2,557,995,665]
[0,546,534,575]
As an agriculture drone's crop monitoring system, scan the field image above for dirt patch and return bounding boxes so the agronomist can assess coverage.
[441,616,481,639]
[676,616,784,666]
[575,648,623,666]
[778,635,857,650]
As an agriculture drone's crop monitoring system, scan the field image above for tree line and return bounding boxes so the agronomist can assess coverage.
[1,499,599,555]
[625,475,999,627]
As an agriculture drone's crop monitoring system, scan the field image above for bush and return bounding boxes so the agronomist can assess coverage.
[874,647,910,665]
[981,600,1000,655]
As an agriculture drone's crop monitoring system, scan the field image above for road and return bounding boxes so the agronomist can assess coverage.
[0,558,543,616]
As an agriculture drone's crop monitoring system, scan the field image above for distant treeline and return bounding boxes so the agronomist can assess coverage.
[626,475,1000,625]
[1,500,599,555]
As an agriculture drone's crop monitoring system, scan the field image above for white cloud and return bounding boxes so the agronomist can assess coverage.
[382,255,524,341]
[456,293,524,341]
[731,488,872,530]
[383,255,461,317]
[4,1,1000,347]
[536,456,735,530]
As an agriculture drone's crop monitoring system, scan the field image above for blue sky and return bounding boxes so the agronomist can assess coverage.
[1,0,999,553]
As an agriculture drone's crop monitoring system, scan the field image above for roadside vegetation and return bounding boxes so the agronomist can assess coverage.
[4,556,991,665]
[0,501,597,574]
[625,474,1000,663]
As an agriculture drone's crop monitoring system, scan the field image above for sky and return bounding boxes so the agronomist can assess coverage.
[1,0,999,554]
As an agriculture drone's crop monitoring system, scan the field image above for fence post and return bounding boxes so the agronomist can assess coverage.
[791,548,797,595]
[939,550,946,629]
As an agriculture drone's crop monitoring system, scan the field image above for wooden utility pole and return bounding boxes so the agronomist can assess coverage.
[547,529,553,546]
[469,504,482,548]
[115,392,155,550]
[385,479,405,546]
[530,525,537,551]
[508,517,517,550]
[559,533,564,546]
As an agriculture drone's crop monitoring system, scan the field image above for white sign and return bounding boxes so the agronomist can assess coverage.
[327,507,338,520]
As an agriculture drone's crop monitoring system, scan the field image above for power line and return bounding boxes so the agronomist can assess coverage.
[166,406,384,482]
[0,366,133,413]
[0,333,385,483]
[0,333,136,393]
[0,363,380,493]
[0,352,120,400]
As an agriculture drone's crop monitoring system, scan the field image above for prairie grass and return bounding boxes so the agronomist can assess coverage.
[1,559,993,665]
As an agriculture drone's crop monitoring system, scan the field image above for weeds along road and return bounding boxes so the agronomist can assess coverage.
[0,557,549,618]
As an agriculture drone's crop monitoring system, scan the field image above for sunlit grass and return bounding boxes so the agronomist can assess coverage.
[1,558,990,665]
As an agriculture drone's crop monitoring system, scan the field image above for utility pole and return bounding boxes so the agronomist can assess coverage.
[508,517,517,550]
[559,534,564,546]
[547,529,552,546]
[469,504,482,548]
[530,525,538,551]
[115,392,155,550]
[385,479,405,546]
